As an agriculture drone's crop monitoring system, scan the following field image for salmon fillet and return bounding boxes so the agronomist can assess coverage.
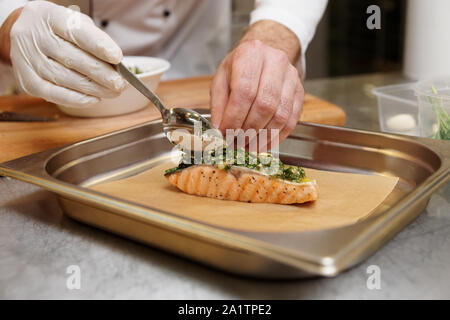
[165,164,318,204]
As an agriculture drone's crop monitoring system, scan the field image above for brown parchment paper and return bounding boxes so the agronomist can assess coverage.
[90,163,399,232]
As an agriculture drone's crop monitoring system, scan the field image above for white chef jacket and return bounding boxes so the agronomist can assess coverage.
[0,0,327,92]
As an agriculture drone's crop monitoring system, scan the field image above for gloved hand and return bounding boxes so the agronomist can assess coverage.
[9,1,125,107]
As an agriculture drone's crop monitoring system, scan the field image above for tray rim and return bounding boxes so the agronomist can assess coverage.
[1,120,449,277]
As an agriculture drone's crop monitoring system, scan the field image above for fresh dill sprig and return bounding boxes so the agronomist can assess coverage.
[428,85,450,140]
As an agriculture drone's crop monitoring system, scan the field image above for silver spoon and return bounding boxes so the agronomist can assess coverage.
[114,62,216,146]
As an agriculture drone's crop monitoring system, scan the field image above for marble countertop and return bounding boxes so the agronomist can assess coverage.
[1,73,449,299]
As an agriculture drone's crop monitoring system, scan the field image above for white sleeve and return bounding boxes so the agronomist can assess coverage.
[250,0,328,72]
[0,0,28,27]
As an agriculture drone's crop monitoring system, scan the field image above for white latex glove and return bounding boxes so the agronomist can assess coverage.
[9,1,126,107]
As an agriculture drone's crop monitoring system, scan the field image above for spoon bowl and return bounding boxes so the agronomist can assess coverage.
[163,107,215,133]
[114,62,216,147]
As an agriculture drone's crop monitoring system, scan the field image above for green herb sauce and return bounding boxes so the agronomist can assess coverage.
[164,147,306,183]
[127,65,143,75]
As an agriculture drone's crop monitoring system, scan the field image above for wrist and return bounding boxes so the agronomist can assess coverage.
[0,7,23,64]
[239,20,301,64]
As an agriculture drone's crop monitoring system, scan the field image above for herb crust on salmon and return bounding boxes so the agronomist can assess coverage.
[164,148,318,204]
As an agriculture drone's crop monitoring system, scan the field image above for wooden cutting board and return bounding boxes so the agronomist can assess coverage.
[0,76,345,163]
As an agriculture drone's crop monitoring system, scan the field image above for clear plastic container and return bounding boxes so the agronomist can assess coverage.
[372,83,420,136]
[415,78,450,140]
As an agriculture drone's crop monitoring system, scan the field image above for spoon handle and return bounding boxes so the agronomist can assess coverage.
[114,62,168,116]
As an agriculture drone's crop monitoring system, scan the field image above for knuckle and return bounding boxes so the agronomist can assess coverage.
[279,94,291,108]
[272,48,289,64]
[223,110,246,129]
[244,39,263,50]
[254,83,279,114]
[288,123,297,133]
[234,40,263,59]
[273,108,290,126]
[255,95,278,115]
[63,57,75,68]
[232,48,244,61]
[233,45,247,61]
[233,80,257,102]
[286,120,297,133]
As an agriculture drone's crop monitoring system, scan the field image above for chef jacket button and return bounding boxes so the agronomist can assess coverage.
[163,9,171,18]
[101,20,109,28]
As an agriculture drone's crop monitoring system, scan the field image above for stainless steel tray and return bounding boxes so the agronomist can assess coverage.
[1,118,449,279]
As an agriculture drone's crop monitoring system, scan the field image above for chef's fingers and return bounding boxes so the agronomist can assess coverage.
[277,82,304,144]
[41,36,126,92]
[241,47,289,131]
[49,4,123,64]
[250,66,298,153]
[36,56,121,99]
[264,65,299,137]
[218,40,264,132]
[210,59,230,128]
[14,64,99,107]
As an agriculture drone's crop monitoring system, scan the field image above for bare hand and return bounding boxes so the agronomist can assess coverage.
[210,40,304,148]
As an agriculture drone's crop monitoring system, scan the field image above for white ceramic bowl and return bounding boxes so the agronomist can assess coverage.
[57,56,170,118]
